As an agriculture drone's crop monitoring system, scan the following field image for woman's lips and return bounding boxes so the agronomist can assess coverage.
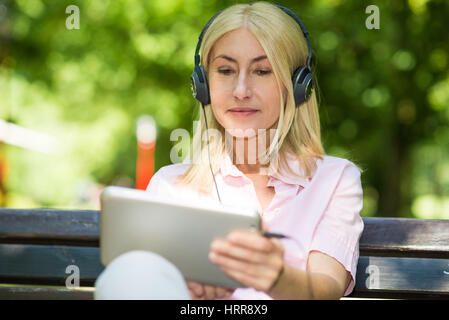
[228,108,259,117]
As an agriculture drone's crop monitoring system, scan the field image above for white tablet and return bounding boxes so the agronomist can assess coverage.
[99,186,261,288]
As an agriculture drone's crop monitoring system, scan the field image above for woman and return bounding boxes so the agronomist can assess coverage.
[95,1,364,300]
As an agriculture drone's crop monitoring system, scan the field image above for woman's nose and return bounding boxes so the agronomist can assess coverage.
[233,73,251,100]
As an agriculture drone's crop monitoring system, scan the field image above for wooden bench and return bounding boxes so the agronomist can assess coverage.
[0,208,448,299]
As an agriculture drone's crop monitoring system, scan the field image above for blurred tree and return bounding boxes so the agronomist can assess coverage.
[0,0,448,218]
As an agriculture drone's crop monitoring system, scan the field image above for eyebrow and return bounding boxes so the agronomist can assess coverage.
[213,54,268,64]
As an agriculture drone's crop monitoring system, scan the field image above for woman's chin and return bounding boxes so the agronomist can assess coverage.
[224,126,260,139]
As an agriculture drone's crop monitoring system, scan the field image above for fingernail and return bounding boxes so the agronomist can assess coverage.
[211,241,221,250]
[209,251,216,261]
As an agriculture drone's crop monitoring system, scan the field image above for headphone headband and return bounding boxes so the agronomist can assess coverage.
[193,4,313,68]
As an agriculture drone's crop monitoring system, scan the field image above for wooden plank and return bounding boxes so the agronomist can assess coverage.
[0,208,99,246]
[350,256,449,299]
[0,244,104,286]
[0,286,94,300]
[1,209,449,257]
[360,218,449,258]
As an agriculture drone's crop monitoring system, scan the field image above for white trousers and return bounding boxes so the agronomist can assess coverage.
[94,250,191,300]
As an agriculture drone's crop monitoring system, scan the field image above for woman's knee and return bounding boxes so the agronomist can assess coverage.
[94,250,190,300]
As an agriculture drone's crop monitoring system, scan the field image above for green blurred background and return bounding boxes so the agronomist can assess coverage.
[0,0,448,219]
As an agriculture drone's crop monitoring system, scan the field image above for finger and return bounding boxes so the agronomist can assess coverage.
[210,239,266,264]
[269,238,285,253]
[227,230,274,253]
[186,281,200,292]
[214,286,231,299]
[209,251,271,278]
[215,289,234,300]
[187,282,204,297]
[261,219,269,232]
[221,266,271,292]
[203,285,217,300]
[188,287,205,300]
[189,289,201,300]
[212,286,235,300]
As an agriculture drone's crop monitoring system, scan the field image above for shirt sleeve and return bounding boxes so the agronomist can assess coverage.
[308,161,364,296]
[145,164,190,200]
[145,167,172,197]
[146,170,162,194]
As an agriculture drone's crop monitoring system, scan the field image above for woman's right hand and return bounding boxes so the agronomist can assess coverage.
[186,281,234,300]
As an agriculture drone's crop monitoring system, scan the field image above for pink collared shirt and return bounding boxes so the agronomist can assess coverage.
[146,153,364,299]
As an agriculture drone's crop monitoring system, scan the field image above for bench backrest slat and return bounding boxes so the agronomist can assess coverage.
[0,244,103,287]
[361,218,449,258]
[2,209,449,256]
[0,209,98,246]
[353,256,449,298]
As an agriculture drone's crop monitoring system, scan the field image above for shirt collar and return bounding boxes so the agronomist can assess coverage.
[219,152,246,178]
[219,152,312,188]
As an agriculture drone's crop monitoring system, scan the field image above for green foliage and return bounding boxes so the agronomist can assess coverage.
[1,0,448,218]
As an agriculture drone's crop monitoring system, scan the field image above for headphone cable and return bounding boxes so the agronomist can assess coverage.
[201,105,303,245]
[201,104,222,204]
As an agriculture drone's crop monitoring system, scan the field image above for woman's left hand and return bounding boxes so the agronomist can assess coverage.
[208,230,285,294]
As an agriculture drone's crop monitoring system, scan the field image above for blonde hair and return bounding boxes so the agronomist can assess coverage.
[177,1,325,194]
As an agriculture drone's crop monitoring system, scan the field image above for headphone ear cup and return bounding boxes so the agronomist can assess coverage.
[190,65,210,106]
[292,66,314,106]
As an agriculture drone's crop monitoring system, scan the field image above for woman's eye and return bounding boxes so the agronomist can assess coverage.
[218,69,233,75]
[256,70,271,76]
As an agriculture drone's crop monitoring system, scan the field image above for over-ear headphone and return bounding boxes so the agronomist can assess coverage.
[190,3,314,108]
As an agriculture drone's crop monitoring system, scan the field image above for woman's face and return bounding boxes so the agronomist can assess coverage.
[208,27,282,138]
